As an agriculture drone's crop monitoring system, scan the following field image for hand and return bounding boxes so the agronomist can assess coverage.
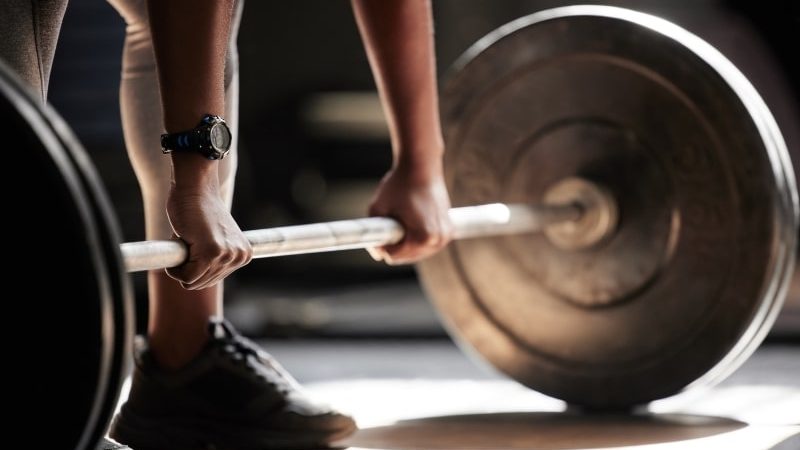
[368,163,453,264]
[165,184,252,290]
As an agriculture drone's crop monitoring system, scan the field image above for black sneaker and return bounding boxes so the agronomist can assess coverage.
[97,437,130,450]
[110,319,357,450]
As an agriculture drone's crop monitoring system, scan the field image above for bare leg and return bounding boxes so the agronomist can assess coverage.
[108,0,243,369]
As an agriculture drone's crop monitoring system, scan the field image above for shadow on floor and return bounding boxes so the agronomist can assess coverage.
[344,412,747,450]
[770,432,800,450]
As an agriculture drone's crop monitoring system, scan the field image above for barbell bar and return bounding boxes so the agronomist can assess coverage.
[121,177,616,272]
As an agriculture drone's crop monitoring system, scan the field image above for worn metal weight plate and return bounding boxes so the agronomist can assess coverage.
[1,60,132,449]
[418,6,799,408]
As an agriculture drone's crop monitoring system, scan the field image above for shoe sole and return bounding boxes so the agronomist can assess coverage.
[109,408,357,450]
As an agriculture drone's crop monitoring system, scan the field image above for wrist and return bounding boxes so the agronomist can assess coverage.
[394,151,445,184]
[170,153,220,192]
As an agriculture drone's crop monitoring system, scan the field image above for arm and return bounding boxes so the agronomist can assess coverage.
[352,0,453,264]
[147,0,251,289]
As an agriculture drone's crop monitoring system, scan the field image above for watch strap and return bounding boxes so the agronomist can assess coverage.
[161,129,199,154]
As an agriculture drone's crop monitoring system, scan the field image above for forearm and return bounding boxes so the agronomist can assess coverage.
[352,0,444,178]
[146,0,235,184]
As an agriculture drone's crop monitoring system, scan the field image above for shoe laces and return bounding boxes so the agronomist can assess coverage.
[210,319,297,395]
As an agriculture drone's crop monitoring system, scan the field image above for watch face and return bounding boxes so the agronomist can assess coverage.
[210,123,232,151]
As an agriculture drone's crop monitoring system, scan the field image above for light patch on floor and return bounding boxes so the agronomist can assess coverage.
[302,378,565,428]
[300,378,799,450]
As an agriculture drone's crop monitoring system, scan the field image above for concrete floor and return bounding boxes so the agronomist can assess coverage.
[262,341,800,449]
[115,340,799,449]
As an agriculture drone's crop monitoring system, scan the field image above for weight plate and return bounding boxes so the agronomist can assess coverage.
[1,60,132,449]
[418,6,798,408]
[52,90,134,449]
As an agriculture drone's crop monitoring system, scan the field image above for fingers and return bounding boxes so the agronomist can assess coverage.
[369,220,453,265]
[165,261,210,288]
[386,229,452,264]
[199,246,252,290]
[366,246,385,262]
[166,238,253,290]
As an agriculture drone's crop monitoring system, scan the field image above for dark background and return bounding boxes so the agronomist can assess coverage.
[47,0,800,338]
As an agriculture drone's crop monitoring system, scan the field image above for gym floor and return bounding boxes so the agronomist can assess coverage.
[114,338,799,450]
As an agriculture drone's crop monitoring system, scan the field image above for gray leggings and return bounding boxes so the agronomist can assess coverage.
[0,0,242,240]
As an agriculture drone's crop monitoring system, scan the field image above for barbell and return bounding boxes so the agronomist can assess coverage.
[120,177,614,272]
[5,5,799,450]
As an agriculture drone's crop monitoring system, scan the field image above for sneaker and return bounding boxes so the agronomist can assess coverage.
[110,319,357,450]
[97,437,130,450]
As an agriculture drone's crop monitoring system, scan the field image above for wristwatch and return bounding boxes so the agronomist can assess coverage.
[160,114,232,160]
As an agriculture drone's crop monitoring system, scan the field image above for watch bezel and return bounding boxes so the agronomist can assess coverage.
[208,122,232,152]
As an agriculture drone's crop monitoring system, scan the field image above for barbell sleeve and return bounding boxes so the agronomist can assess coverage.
[120,202,582,273]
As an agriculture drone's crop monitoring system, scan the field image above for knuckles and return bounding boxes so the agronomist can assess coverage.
[168,238,254,288]
[195,239,252,266]
[384,222,453,264]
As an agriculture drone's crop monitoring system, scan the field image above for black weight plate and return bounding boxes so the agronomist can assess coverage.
[1,60,132,449]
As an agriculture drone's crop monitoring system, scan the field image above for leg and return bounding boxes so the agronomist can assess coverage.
[0,0,68,102]
[107,2,356,447]
[108,0,242,369]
